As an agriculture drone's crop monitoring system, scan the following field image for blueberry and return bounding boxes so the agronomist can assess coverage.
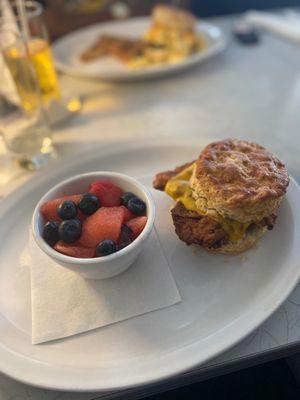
[127,197,146,215]
[118,225,132,250]
[42,221,60,246]
[78,193,100,215]
[95,239,117,257]
[121,224,132,236]
[121,192,136,207]
[59,219,82,243]
[57,200,77,220]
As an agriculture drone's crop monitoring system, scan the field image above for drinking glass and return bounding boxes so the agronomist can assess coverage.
[0,29,55,170]
[1,0,61,112]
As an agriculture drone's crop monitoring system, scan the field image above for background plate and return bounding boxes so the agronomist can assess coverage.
[53,17,226,80]
[0,139,299,391]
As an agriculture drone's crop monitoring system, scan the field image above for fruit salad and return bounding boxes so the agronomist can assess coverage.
[41,180,148,258]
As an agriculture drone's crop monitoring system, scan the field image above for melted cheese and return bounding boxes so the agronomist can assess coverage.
[165,164,250,241]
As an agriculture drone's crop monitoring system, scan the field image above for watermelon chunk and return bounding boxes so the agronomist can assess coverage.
[40,194,86,222]
[89,180,123,207]
[126,216,148,240]
[79,206,124,248]
[54,241,95,258]
[121,206,135,223]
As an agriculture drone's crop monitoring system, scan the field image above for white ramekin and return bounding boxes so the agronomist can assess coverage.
[32,172,155,279]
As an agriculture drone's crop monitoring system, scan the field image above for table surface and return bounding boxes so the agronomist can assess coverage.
[2,10,300,400]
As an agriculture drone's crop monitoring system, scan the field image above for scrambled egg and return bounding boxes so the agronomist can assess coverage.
[165,164,250,241]
[128,25,205,68]
[144,25,204,56]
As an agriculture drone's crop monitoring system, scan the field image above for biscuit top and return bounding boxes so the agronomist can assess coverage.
[152,4,197,31]
[192,139,289,222]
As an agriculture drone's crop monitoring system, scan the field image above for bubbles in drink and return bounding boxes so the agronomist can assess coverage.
[3,38,61,112]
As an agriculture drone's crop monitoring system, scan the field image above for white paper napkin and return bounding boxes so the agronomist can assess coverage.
[244,10,300,43]
[26,229,181,344]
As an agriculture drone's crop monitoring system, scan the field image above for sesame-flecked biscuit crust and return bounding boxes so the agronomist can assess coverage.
[191,139,289,223]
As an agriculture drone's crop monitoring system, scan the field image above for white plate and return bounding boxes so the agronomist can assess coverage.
[53,17,226,80]
[0,139,300,391]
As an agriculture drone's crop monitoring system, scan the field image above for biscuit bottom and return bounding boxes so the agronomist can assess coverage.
[207,225,267,255]
[171,202,275,255]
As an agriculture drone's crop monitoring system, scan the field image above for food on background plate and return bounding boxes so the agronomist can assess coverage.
[80,4,205,68]
[153,138,289,254]
[143,4,203,62]
[80,35,151,63]
[41,180,147,258]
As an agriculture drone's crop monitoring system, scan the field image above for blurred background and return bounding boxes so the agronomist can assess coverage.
[192,0,300,16]
[40,0,191,40]
[39,0,300,40]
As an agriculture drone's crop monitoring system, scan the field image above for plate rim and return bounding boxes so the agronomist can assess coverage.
[0,138,299,391]
[52,17,226,80]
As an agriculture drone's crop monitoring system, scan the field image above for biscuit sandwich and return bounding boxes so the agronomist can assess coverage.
[143,4,205,62]
[153,139,290,254]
